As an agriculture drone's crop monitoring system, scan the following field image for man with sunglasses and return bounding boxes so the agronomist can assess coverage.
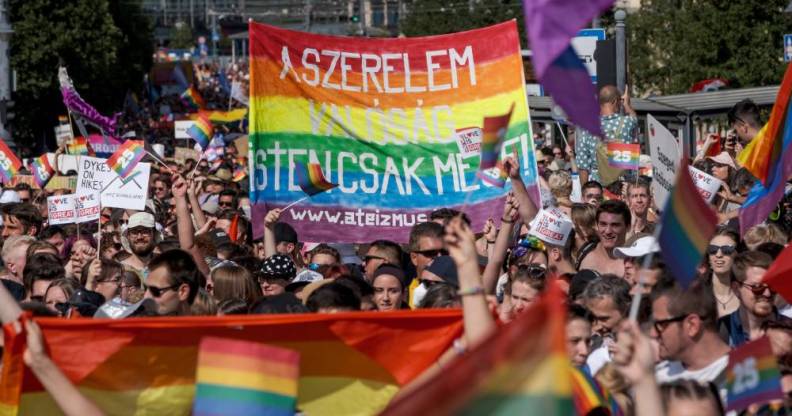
[407,222,446,308]
[718,251,778,347]
[143,249,201,316]
[361,240,402,282]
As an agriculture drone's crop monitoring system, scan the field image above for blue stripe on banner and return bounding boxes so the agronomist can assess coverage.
[193,396,293,416]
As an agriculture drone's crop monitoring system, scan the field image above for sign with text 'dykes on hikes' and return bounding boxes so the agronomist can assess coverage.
[76,156,150,211]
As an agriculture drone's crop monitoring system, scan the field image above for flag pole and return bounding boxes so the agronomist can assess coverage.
[628,224,664,321]
[188,152,206,179]
[145,150,175,175]
[282,196,310,211]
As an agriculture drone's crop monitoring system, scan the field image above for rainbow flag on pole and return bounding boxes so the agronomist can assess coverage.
[478,104,515,171]
[66,137,94,156]
[193,337,299,416]
[606,143,640,170]
[658,161,718,287]
[181,86,205,111]
[0,139,21,184]
[30,155,55,188]
[295,162,338,196]
[188,115,214,149]
[106,140,146,179]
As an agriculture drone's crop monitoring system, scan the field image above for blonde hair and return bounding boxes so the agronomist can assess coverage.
[571,203,597,241]
[548,171,572,198]
[211,264,261,305]
[743,223,787,251]
[595,363,635,416]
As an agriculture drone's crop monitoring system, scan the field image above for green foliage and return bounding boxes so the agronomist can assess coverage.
[8,0,153,148]
[170,22,195,50]
[628,0,792,95]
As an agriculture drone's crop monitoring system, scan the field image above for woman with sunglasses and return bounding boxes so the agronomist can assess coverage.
[705,228,740,318]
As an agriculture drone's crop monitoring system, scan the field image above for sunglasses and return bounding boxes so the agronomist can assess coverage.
[413,249,448,258]
[516,263,547,278]
[153,186,166,191]
[218,201,234,207]
[738,281,774,296]
[652,314,687,334]
[707,245,735,256]
[362,255,387,264]
[144,283,179,298]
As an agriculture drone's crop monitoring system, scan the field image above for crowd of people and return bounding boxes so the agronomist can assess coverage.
[0,64,791,415]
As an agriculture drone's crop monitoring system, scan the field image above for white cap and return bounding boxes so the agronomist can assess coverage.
[0,190,21,204]
[614,236,660,258]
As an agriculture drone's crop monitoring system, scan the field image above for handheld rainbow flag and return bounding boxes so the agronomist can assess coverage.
[31,155,55,188]
[381,284,574,415]
[106,140,146,179]
[66,137,94,156]
[476,160,509,188]
[193,337,299,416]
[737,63,792,234]
[606,143,640,170]
[571,366,622,416]
[478,104,515,171]
[295,162,338,196]
[188,115,214,149]
[233,166,247,182]
[181,86,205,111]
[658,160,718,287]
[0,139,21,183]
[725,336,784,413]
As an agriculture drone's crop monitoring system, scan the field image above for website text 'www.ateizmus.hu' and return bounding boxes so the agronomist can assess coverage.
[288,208,429,227]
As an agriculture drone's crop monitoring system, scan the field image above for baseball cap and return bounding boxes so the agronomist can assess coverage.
[707,152,736,169]
[215,168,232,182]
[424,256,459,287]
[286,269,323,292]
[127,212,156,229]
[260,254,297,280]
[0,190,21,204]
[614,236,660,259]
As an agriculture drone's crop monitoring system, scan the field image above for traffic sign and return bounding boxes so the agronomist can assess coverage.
[784,34,792,62]
[572,29,606,83]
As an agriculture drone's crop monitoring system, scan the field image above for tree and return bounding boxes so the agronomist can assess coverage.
[170,22,195,50]
[628,0,791,95]
[8,0,153,151]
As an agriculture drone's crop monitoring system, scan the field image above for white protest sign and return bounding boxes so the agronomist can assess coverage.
[54,125,73,147]
[688,166,723,203]
[175,120,195,139]
[74,193,101,223]
[454,127,482,158]
[648,114,681,209]
[76,156,150,211]
[529,209,574,246]
[47,194,76,225]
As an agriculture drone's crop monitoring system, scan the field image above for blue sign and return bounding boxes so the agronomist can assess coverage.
[572,29,606,83]
[785,34,792,62]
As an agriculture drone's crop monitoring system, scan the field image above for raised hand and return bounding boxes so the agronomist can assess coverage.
[444,216,478,267]
[264,208,282,229]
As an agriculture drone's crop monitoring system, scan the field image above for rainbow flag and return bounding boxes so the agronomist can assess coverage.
[106,140,146,179]
[66,137,94,156]
[181,86,205,111]
[188,115,213,149]
[0,311,462,415]
[479,104,515,171]
[194,108,248,123]
[233,166,247,182]
[725,336,784,413]
[606,142,640,170]
[658,161,718,287]
[248,21,539,244]
[571,366,622,416]
[30,155,55,188]
[476,160,509,188]
[0,139,21,184]
[737,63,792,234]
[381,284,573,415]
[193,337,299,416]
[295,162,338,196]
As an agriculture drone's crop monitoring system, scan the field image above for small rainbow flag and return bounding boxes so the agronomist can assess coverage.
[478,104,515,171]
[233,166,247,182]
[66,137,94,156]
[658,160,718,287]
[31,155,55,188]
[295,162,338,196]
[725,336,784,413]
[106,140,146,179]
[181,86,205,111]
[0,139,21,183]
[606,142,640,170]
[193,337,299,416]
[476,160,509,188]
[188,115,213,149]
[571,366,622,416]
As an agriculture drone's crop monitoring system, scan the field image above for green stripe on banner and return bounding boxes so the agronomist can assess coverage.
[459,394,575,416]
[196,383,295,409]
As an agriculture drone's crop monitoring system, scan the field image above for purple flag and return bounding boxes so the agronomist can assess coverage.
[58,67,120,135]
[523,0,614,136]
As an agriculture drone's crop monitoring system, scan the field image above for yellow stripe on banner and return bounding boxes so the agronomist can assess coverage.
[250,89,528,145]
[196,366,298,396]
[298,376,399,416]
[0,402,17,416]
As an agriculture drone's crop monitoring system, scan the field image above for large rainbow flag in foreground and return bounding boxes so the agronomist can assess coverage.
[0,311,462,415]
[248,20,540,243]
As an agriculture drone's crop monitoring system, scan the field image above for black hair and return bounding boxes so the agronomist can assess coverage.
[148,249,202,304]
[3,203,43,236]
[582,180,603,192]
[596,200,631,228]
[39,225,65,240]
[306,282,361,312]
[22,253,65,294]
[429,208,471,226]
[728,99,761,128]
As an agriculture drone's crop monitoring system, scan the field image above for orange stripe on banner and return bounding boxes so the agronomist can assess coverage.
[199,352,300,379]
[250,53,524,109]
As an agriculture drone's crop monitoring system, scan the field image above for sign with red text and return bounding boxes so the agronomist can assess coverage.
[529,209,573,246]
[75,193,101,223]
[47,194,77,225]
[688,166,723,204]
[455,127,483,158]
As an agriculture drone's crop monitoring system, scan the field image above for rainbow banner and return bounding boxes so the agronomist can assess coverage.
[248,20,538,243]
[0,311,462,416]
[725,336,784,413]
[295,162,338,196]
[193,337,299,416]
[106,140,146,179]
[30,155,55,188]
[0,139,21,183]
[606,142,640,170]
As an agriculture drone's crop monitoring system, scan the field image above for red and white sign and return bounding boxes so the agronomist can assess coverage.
[75,193,101,223]
[47,194,77,225]
[688,166,723,203]
[454,127,482,158]
[529,209,573,246]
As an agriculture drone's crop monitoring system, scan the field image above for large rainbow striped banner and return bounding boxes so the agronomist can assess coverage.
[249,20,538,243]
[0,311,462,416]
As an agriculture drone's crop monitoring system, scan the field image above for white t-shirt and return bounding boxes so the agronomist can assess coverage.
[655,355,729,404]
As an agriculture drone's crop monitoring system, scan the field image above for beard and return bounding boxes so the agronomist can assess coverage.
[131,240,155,257]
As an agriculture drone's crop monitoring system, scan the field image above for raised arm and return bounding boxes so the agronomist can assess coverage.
[612,321,663,416]
[482,192,519,294]
[263,208,282,258]
[187,178,207,229]
[172,173,210,276]
[503,156,539,225]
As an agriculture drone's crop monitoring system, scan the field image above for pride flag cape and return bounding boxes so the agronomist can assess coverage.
[295,162,338,196]
[181,86,206,111]
[106,140,146,179]
[193,337,299,416]
[30,155,55,188]
[737,63,792,234]
[249,20,540,244]
[381,284,574,415]
[188,115,214,149]
[0,311,462,416]
[658,160,718,287]
[0,139,21,183]
[606,143,640,170]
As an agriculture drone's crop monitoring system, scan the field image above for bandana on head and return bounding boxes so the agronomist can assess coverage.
[261,254,297,280]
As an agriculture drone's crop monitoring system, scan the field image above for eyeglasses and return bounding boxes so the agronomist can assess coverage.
[144,283,179,298]
[413,248,448,258]
[652,315,688,334]
[153,186,166,192]
[738,281,774,296]
[362,255,387,264]
[128,228,152,237]
[218,201,234,208]
[707,245,735,256]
